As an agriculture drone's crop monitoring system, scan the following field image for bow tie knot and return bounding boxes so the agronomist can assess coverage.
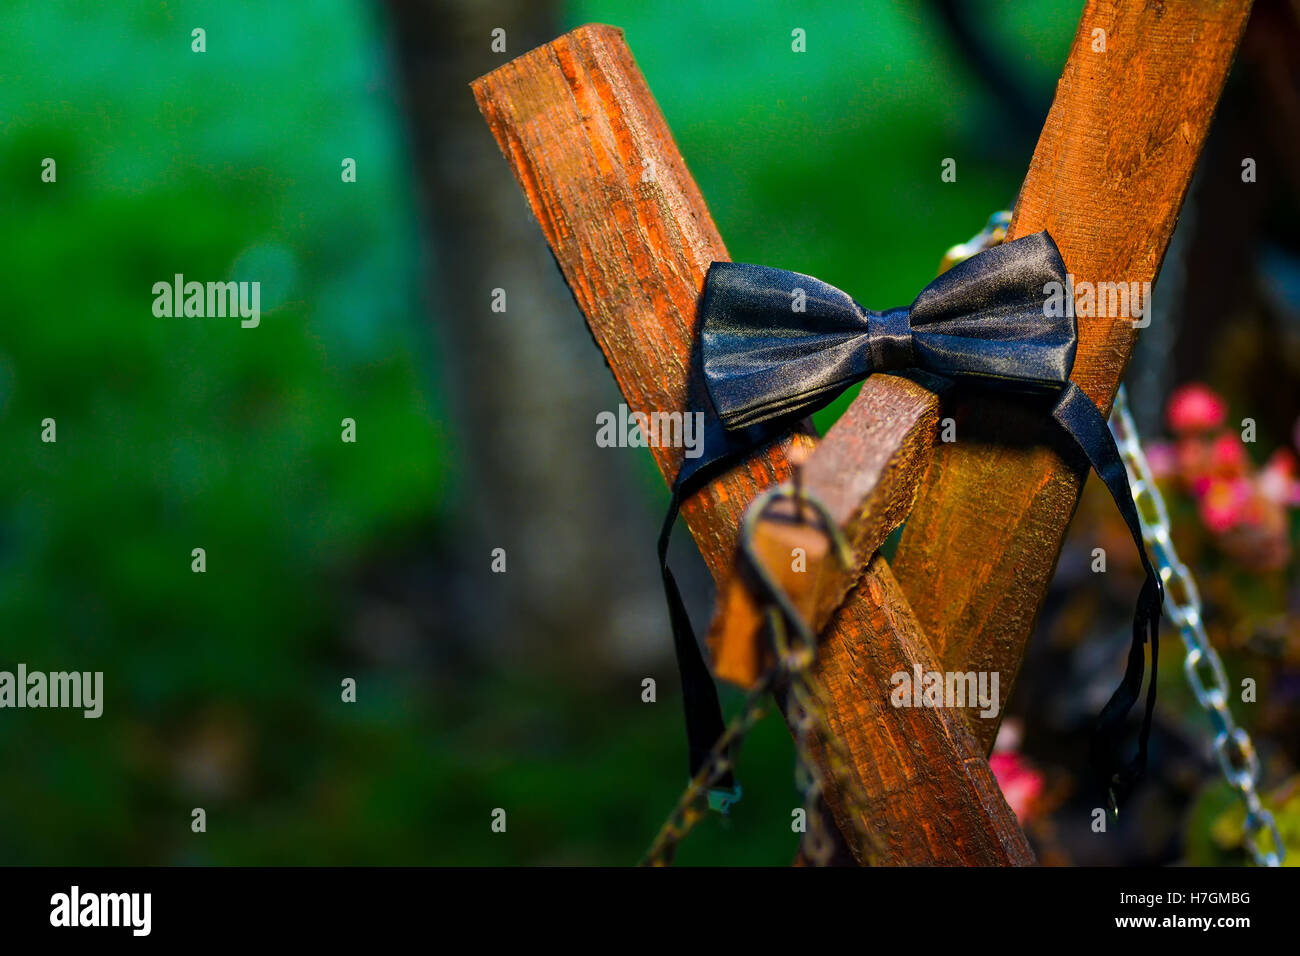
[866,306,914,373]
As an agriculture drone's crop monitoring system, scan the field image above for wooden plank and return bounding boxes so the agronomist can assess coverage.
[809,557,1034,865]
[472,23,815,579]
[473,24,1032,865]
[702,372,1033,865]
[707,373,943,689]
[889,0,1253,751]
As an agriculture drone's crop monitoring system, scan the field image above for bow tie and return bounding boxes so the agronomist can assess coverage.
[662,231,1162,813]
[701,231,1075,429]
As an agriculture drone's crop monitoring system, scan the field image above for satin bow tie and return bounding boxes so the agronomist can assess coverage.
[662,231,1162,813]
[701,231,1075,428]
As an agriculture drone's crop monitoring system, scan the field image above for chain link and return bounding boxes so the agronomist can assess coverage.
[1110,385,1284,866]
[939,210,1011,273]
[783,642,888,864]
[639,675,773,866]
[743,483,888,865]
[773,608,839,865]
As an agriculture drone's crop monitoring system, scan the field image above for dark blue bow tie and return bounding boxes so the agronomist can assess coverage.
[701,231,1075,429]
[662,231,1162,813]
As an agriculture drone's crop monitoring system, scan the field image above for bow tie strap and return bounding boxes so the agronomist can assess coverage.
[1052,382,1163,810]
[658,407,793,802]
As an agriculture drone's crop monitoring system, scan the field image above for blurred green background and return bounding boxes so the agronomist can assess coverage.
[3,0,1296,865]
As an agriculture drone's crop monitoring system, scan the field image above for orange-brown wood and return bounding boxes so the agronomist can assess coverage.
[473,24,1032,865]
[889,0,1253,752]
[472,23,814,581]
[700,367,1033,864]
[707,373,944,689]
[810,557,1034,865]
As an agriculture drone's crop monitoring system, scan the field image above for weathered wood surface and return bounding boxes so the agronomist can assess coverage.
[472,23,815,578]
[473,24,1032,865]
[707,373,944,689]
[702,370,1033,865]
[808,557,1033,865]
[887,0,1253,752]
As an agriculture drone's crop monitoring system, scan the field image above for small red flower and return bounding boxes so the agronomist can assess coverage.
[1209,432,1249,478]
[990,752,1044,824]
[1198,478,1250,534]
[1167,383,1227,433]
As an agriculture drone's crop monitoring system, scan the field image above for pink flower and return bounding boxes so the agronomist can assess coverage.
[1167,383,1227,433]
[1177,436,1223,497]
[1209,432,1249,478]
[1145,440,1177,479]
[1260,450,1300,508]
[1198,478,1251,534]
[990,752,1044,824]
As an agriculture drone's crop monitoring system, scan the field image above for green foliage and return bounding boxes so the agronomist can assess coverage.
[1186,777,1300,866]
[0,0,445,863]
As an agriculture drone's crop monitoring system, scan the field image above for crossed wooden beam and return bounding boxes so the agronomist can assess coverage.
[472,1,1251,864]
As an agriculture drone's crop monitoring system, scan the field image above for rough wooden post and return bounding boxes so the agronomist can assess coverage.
[473,24,814,580]
[706,373,1033,865]
[889,0,1254,751]
[472,24,1032,865]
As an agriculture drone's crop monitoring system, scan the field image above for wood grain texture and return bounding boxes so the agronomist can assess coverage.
[707,373,943,689]
[890,0,1253,751]
[809,557,1034,865]
[474,24,1031,865]
[473,24,815,578]
[702,372,1033,865]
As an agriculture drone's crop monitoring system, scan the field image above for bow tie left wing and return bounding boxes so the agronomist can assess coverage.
[700,262,877,429]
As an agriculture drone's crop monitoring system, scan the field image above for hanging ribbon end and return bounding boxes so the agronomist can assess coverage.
[707,783,743,814]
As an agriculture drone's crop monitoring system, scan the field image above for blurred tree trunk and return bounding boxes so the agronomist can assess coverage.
[379,0,668,678]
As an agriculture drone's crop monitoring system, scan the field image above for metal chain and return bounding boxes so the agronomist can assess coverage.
[939,210,1011,273]
[640,481,887,865]
[770,606,839,865]
[768,603,888,865]
[782,628,888,865]
[741,482,888,865]
[639,673,773,866]
[1110,385,1284,866]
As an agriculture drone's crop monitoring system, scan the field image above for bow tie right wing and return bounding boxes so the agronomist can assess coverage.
[700,262,876,429]
[906,231,1076,392]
